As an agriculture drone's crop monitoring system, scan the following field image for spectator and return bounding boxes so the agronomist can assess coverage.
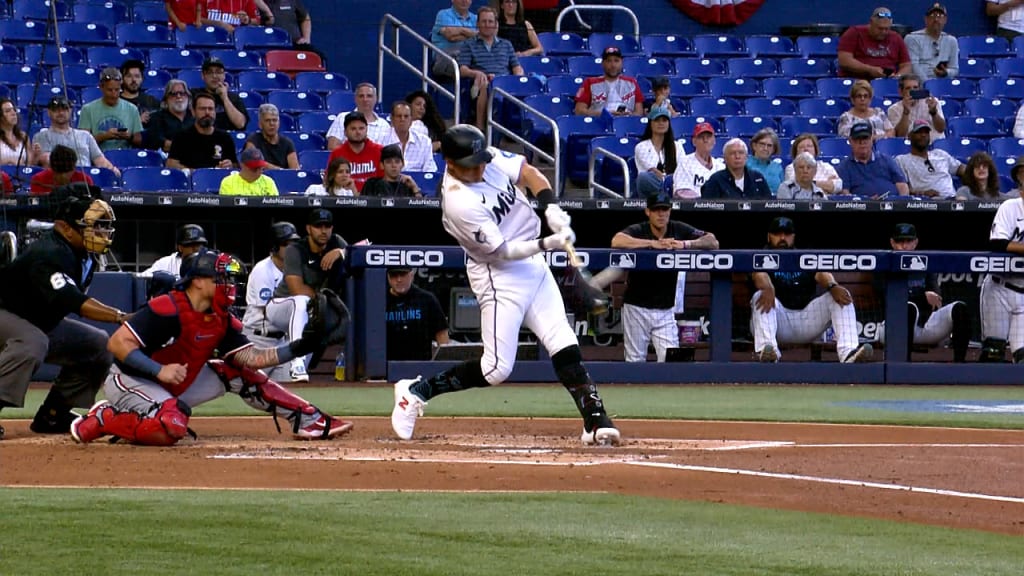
[0,98,35,166]
[219,148,280,196]
[746,127,784,195]
[361,144,423,197]
[644,76,680,117]
[431,0,479,80]
[701,138,772,199]
[1012,100,1024,138]
[262,0,325,61]
[673,122,724,198]
[325,111,383,193]
[305,156,357,197]
[245,103,298,169]
[610,193,719,362]
[634,107,682,198]
[32,97,118,174]
[835,121,909,198]
[195,57,249,131]
[459,6,524,130]
[778,152,829,200]
[494,0,543,57]
[1,171,11,195]
[574,46,644,117]
[782,134,842,194]
[956,152,1010,201]
[405,90,446,152]
[29,145,93,195]
[837,6,911,79]
[78,67,144,152]
[837,80,894,141]
[987,0,1024,40]
[381,101,437,173]
[886,73,945,141]
[326,83,391,149]
[167,92,238,170]
[137,224,208,278]
[904,3,958,80]
[895,120,964,199]
[385,268,450,361]
[165,0,201,31]
[119,59,162,126]
[201,0,271,32]
[1008,156,1024,196]
[140,80,194,154]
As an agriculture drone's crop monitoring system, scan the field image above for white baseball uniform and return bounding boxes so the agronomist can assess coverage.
[673,152,724,196]
[441,147,577,385]
[241,255,290,381]
[980,197,1024,352]
[137,252,183,278]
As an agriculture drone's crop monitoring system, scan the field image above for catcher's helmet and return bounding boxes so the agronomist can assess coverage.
[179,249,246,312]
[176,224,208,246]
[271,221,300,245]
[441,124,493,168]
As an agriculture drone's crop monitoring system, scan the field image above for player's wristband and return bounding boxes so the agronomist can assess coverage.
[827,282,839,290]
[124,349,163,379]
[535,188,557,209]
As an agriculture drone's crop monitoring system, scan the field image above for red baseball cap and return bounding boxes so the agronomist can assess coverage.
[241,147,269,169]
[692,122,715,137]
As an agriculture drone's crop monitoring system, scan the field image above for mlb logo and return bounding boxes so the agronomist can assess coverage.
[596,200,610,209]
[610,252,636,268]
[953,203,965,211]
[811,202,822,211]
[739,202,751,211]
[159,196,173,205]
[882,202,893,211]
[309,197,322,206]
[754,254,780,270]
[382,198,395,207]
[901,255,928,271]
[234,198,247,206]
[29,197,40,206]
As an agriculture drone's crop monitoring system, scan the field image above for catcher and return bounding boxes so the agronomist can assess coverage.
[70,249,353,446]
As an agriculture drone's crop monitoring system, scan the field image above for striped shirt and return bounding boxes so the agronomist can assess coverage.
[458,36,520,76]
[380,129,438,173]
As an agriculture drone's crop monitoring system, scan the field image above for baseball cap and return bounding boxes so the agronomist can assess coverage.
[177,224,208,246]
[1012,156,1024,183]
[387,267,413,276]
[768,216,795,234]
[601,46,622,60]
[910,119,931,133]
[849,121,873,140]
[648,106,671,121]
[693,122,715,137]
[308,208,333,226]
[925,2,946,15]
[47,95,71,109]
[202,56,225,71]
[380,143,404,163]
[892,223,917,241]
[646,193,672,209]
[240,147,269,169]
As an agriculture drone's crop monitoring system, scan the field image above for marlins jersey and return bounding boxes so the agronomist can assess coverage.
[242,255,283,331]
[138,252,183,279]
[441,147,540,262]
[990,197,1024,279]
[673,152,725,195]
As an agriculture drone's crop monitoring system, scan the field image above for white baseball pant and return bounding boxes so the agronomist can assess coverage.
[875,301,961,347]
[265,295,311,379]
[750,291,860,361]
[621,303,678,362]
[979,275,1024,352]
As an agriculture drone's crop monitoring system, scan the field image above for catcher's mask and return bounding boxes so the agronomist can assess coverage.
[53,183,116,254]
[180,249,246,312]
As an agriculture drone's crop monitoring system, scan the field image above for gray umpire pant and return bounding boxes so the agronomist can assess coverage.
[0,308,112,409]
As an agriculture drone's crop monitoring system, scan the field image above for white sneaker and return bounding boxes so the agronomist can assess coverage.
[580,413,621,446]
[391,377,426,440]
[289,362,309,383]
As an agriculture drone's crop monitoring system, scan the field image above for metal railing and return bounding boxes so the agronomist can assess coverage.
[377,13,460,125]
[487,87,561,192]
[555,4,640,41]
[587,147,632,198]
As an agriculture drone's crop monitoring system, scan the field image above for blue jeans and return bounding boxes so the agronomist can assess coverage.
[636,171,664,198]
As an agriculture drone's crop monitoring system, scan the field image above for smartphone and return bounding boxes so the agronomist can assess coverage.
[937,61,949,68]
[909,88,930,100]
[616,104,627,113]
[117,127,128,132]
[883,68,894,77]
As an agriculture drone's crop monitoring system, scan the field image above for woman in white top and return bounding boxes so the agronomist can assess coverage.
[836,80,894,142]
[305,156,357,197]
[0,98,35,166]
[634,107,684,198]
[782,133,842,194]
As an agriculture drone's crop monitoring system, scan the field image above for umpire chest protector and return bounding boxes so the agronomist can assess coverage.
[149,291,229,396]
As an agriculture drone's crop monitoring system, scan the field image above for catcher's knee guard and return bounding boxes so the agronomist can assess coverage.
[208,359,319,434]
[979,338,1007,363]
[94,398,192,446]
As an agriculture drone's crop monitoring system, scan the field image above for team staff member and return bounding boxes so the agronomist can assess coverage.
[0,185,124,439]
[385,267,449,361]
[979,169,1024,363]
[138,224,208,278]
[242,221,301,382]
[611,193,719,362]
[265,208,348,382]
[391,124,620,445]
[749,217,873,364]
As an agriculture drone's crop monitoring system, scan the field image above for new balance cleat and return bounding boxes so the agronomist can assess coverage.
[70,400,112,444]
[391,377,426,440]
[294,413,353,440]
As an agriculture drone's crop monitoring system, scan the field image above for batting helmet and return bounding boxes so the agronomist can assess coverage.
[271,221,300,246]
[52,183,116,255]
[441,124,493,168]
[177,224,208,246]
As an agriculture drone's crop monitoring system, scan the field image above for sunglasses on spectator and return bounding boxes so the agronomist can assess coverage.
[169,91,188,97]
[873,11,892,19]
[924,159,935,173]
[100,74,122,82]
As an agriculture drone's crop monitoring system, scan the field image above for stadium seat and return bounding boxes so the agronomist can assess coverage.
[16,85,74,109]
[989,137,1024,158]
[870,78,900,99]
[957,35,1011,57]
[744,97,798,117]
[87,46,145,69]
[24,45,86,68]
[132,2,168,24]
[233,26,291,51]
[708,77,762,98]
[105,148,164,168]
[84,167,120,189]
[980,77,1024,99]
[266,169,320,194]
[116,23,176,49]
[174,69,208,91]
[324,91,355,113]
[266,90,323,114]
[779,57,832,78]
[189,168,233,194]
[61,65,101,88]
[798,97,850,117]
[995,155,1018,179]
[79,86,103,105]
[298,149,330,170]
[611,115,649,139]
[644,34,696,58]
[874,137,909,157]
[780,116,834,137]
[556,115,612,185]
[121,167,190,192]
[589,135,638,195]
[689,96,742,117]
[2,165,41,191]
[275,113,297,131]
[924,78,977,99]
[665,76,707,98]
[265,50,325,76]
[0,45,24,66]
[177,25,233,50]
[296,111,336,136]
[281,132,326,153]
[673,57,727,79]
[957,57,995,79]
[693,34,747,58]
[537,32,589,56]
[57,22,116,47]
[947,116,1003,138]
[762,77,815,99]
[491,75,545,134]
[74,1,128,24]
[964,97,1018,119]
[0,65,48,87]
[796,36,839,58]
[545,75,584,98]
[231,90,262,110]
[15,0,71,21]
[724,115,778,138]
[237,71,293,93]
[816,78,857,100]
[994,58,1024,77]
[149,48,206,71]
[673,116,721,139]
[566,56,604,78]
[624,57,674,79]
[227,130,247,152]
[518,56,566,76]
[932,137,988,160]
[817,137,851,157]
[744,35,796,57]
[727,57,780,78]
[936,98,962,117]
[587,33,644,58]
[523,94,574,145]
[0,21,49,44]
[145,68,172,88]
[294,72,351,95]
[407,171,441,197]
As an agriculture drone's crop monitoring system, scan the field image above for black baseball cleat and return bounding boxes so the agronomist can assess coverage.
[29,389,77,434]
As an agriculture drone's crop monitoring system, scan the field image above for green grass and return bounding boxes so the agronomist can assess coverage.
[1,489,1020,576]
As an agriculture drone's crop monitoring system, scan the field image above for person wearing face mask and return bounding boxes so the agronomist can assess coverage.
[140,80,195,155]
[166,92,238,171]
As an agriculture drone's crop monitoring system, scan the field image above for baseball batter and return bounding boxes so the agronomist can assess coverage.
[979,182,1024,363]
[242,221,301,381]
[391,124,620,445]
[750,217,873,363]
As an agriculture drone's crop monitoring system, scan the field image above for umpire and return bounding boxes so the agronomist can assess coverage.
[0,184,128,439]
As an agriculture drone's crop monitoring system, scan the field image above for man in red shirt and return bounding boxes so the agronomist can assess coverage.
[837,7,912,79]
[573,46,644,117]
[326,112,383,193]
[30,145,94,196]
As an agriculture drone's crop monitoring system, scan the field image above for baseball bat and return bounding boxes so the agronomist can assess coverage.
[563,241,609,315]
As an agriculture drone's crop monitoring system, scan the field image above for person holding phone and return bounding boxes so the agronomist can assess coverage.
[887,73,946,142]
[77,67,144,152]
[905,4,959,80]
[837,7,911,79]
[574,46,644,117]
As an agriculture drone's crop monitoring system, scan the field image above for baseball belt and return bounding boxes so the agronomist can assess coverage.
[991,276,1024,294]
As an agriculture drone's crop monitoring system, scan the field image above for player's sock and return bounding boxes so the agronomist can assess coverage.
[551,345,607,422]
[412,359,490,401]
[905,303,917,362]
[951,302,968,363]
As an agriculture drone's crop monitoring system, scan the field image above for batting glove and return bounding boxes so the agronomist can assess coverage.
[541,227,575,250]
[544,204,572,234]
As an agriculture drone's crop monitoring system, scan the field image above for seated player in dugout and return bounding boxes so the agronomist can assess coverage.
[385,267,449,361]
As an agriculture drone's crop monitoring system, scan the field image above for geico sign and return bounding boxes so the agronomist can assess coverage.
[970,256,1024,273]
[544,251,589,267]
[799,254,876,270]
[656,253,733,270]
[365,249,446,267]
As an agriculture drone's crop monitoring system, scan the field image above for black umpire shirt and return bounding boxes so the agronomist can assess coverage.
[274,233,348,297]
[386,284,448,360]
[620,220,704,310]
[0,230,95,333]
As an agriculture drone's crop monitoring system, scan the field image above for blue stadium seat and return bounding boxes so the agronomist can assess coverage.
[148,48,205,71]
[276,113,297,131]
[1000,174,1015,192]
[958,35,1011,57]
[874,137,909,157]
[817,138,851,157]
[673,57,727,79]
[665,76,707,98]
[958,57,995,79]
[190,168,233,194]
[58,22,116,46]
[105,148,164,168]
[84,167,120,188]
[644,34,695,58]
[297,149,331,170]
[762,77,815,99]
[62,65,101,88]
[146,69,173,89]
[24,45,86,68]
[744,97,798,117]
[780,57,833,78]
[266,169,321,194]
[0,65,48,87]
[280,132,326,153]
[936,98,962,117]
[798,97,850,117]
[78,86,103,105]
[178,25,233,50]
[235,90,264,109]
[693,34,747,58]
[557,115,612,185]
[518,56,566,76]
[87,46,145,69]
[523,94,575,145]
[989,137,1024,158]
[587,33,644,58]
[0,20,49,44]
[537,32,589,57]
[0,45,24,66]
[267,90,323,114]
[2,165,42,191]
[296,111,336,136]
[924,78,977,99]
[744,35,796,57]
[238,71,293,93]
[708,77,761,98]
[932,137,988,160]
[870,78,900,99]
[566,56,604,78]
[673,116,721,139]
[964,97,1018,119]
[545,75,584,98]
[589,135,638,195]
[948,116,1003,138]
[117,23,176,48]
[294,72,351,95]
[780,116,834,137]
[233,26,291,51]
[624,57,674,79]
[132,2,168,24]
[980,77,1024,99]
[611,115,649,139]
[15,0,71,21]
[491,75,545,134]
[994,57,1024,77]
[995,155,1018,179]
[121,167,190,192]
[16,85,75,109]
[407,172,441,197]
[324,91,355,113]
[796,36,838,58]
[724,115,778,138]
[727,57,779,78]
[816,78,857,100]
[208,49,264,71]
[174,69,206,91]
[689,96,742,117]
[74,2,129,25]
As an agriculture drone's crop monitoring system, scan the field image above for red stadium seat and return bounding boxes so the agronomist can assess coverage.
[265,50,325,78]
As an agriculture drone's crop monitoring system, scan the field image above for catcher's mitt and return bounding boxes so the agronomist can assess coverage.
[305,288,350,345]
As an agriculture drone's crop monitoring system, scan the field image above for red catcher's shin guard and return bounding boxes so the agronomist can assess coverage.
[208,359,319,433]
[101,399,191,446]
